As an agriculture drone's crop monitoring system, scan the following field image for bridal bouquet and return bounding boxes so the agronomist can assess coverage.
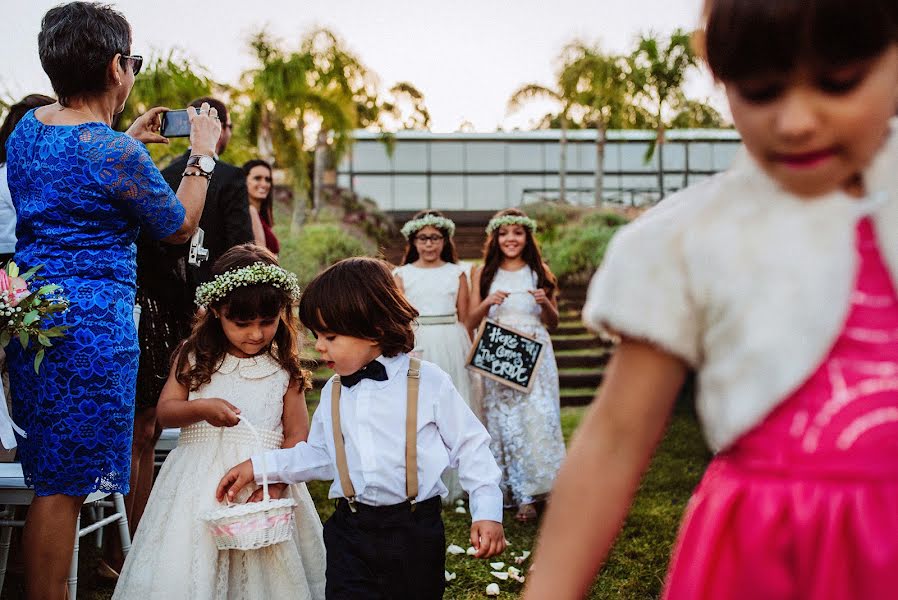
[0,261,68,373]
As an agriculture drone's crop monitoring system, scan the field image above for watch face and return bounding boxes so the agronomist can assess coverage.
[198,155,216,173]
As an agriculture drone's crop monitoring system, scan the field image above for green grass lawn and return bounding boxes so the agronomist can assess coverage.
[1,401,709,600]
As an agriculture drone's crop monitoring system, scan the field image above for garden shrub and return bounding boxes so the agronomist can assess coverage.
[277,223,374,287]
[541,209,629,285]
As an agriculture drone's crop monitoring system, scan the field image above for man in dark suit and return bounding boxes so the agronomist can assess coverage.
[160,96,254,290]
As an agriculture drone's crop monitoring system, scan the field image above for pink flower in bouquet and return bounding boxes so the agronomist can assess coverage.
[0,270,29,307]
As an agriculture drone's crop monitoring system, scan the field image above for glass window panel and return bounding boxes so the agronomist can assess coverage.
[430,142,465,172]
[620,143,656,172]
[393,142,428,172]
[353,176,392,210]
[574,142,596,172]
[507,143,544,171]
[467,176,506,210]
[465,142,506,172]
[506,175,546,207]
[662,143,686,171]
[353,142,392,172]
[393,176,428,210]
[687,143,713,172]
[431,176,465,209]
[712,142,741,170]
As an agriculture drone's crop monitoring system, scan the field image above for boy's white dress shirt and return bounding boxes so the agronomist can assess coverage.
[252,354,504,523]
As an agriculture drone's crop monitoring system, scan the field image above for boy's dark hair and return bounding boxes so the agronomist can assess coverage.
[701,0,898,82]
[38,2,132,106]
[298,257,418,357]
[175,244,309,391]
[0,94,56,164]
[401,209,459,265]
[479,208,557,302]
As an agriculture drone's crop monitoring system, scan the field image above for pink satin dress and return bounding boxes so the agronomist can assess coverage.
[664,218,898,599]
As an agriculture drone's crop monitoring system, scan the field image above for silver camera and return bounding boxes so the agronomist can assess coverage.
[188,228,210,266]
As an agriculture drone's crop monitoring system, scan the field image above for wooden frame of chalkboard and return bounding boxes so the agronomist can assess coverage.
[465,319,545,393]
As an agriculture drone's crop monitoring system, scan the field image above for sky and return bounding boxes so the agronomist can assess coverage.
[0,0,726,132]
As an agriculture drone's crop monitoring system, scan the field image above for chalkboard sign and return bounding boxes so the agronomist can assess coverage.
[466,320,545,392]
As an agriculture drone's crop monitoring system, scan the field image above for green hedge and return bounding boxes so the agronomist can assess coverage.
[538,210,629,285]
[277,223,374,287]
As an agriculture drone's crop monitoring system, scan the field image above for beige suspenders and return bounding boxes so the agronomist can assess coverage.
[331,357,421,512]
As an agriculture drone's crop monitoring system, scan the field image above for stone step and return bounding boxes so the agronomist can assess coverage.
[555,352,610,369]
[560,388,600,407]
[552,336,606,351]
[559,370,604,388]
[555,323,588,336]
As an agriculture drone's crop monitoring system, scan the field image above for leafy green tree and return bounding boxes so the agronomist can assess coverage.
[670,96,727,129]
[508,83,573,201]
[558,42,630,205]
[629,29,699,197]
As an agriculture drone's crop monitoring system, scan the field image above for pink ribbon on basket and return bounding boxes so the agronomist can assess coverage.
[210,512,293,538]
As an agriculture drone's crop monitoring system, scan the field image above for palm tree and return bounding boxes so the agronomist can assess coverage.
[239,30,359,231]
[379,82,432,131]
[558,42,629,206]
[629,29,698,198]
[508,83,572,202]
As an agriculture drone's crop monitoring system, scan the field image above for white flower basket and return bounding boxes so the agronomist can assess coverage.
[202,416,297,551]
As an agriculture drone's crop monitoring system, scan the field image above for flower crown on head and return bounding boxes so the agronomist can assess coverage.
[486,214,537,235]
[400,214,456,239]
[194,262,301,308]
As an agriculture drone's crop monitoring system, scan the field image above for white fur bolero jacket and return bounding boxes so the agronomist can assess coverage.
[583,126,898,452]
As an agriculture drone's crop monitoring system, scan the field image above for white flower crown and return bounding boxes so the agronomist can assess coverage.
[486,215,537,235]
[400,214,456,239]
[195,262,301,308]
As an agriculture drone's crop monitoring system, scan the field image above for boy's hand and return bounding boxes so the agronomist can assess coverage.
[216,459,255,502]
[471,520,506,558]
[247,482,288,502]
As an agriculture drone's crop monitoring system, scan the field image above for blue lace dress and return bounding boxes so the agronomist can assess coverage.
[4,111,186,496]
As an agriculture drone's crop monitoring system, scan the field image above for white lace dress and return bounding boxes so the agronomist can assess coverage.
[481,267,565,507]
[395,262,477,502]
[113,353,327,600]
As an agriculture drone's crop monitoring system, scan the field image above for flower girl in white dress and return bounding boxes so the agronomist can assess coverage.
[394,211,477,503]
[113,245,326,600]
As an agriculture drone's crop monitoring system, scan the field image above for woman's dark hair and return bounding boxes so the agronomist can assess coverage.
[242,159,274,226]
[175,244,308,391]
[298,257,418,357]
[479,208,557,302]
[401,209,458,265]
[0,94,55,164]
[38,2,132,106]
[702,0,898,81]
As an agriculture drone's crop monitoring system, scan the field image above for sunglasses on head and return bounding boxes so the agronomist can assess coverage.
[120,54,143,76]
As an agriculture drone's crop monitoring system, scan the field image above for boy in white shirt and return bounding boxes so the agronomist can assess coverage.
[217,256,506,599]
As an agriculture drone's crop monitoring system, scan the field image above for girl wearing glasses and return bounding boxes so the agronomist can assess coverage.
[394,210,478,504]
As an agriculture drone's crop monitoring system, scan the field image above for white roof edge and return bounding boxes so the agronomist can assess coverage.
[349,128,741,142]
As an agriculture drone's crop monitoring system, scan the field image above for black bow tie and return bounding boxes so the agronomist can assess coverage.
[340,360,388,388]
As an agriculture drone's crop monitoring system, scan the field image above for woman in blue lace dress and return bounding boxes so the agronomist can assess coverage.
[3,3,222,598]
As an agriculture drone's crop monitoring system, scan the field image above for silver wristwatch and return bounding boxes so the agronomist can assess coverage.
[186,154,216,175]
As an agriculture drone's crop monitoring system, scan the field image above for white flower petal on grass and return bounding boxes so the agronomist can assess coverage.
[444,570,457,582]
[486,583,501,596]
[490,562,505,570]
[456,499,465,506]
[466,546,477,555]
[514,550,531,564]
[455,506,467,514]
[507,566,520,576]
[446,544,465,555]
[491,571,509,580]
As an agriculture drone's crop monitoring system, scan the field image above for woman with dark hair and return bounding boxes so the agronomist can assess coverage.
[394,210,476,503]
[243,159,280,254]
[3,3,221,597]
[0,94,55,265]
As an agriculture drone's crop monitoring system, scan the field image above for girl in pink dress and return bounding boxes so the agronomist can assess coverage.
[523,0,898,598]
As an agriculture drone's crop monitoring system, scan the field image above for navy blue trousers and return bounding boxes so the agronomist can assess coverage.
[323,496,445,600]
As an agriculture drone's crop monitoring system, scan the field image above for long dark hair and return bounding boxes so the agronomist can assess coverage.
[401,209,459,265]
[242,159,274,226]
[175,244,308,391]
[0,94,56,164]
[479,208,557,301]
[701,0,898,81]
